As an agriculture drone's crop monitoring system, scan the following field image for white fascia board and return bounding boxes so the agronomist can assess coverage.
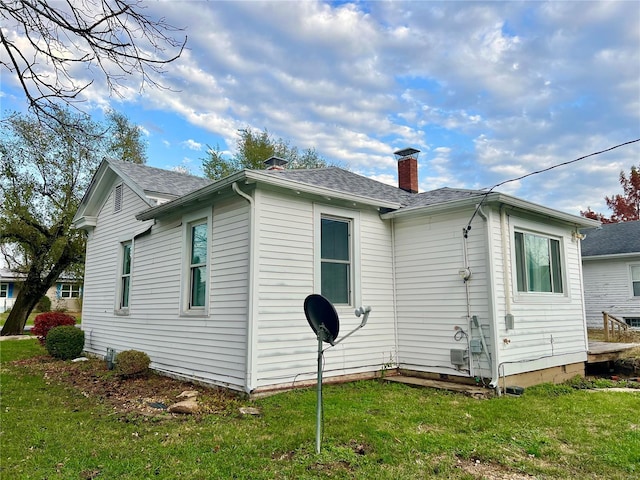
[582,253,640,261]
[493,193,600,228]
[381,191,600,228]
[106,159,155,208]
[72,158,155,227]
[136,169,401,221]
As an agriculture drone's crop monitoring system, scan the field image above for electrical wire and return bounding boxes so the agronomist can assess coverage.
[463,137,640,236]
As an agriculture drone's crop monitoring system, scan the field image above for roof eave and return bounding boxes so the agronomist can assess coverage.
[582,252,640,261]
[381,191,601,228]
[136,169,402,221]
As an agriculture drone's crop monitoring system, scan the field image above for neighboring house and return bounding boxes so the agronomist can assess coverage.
[581,220,640,329]
[0,268,83,313]
[0,269,20,313]
[73,153,598,396]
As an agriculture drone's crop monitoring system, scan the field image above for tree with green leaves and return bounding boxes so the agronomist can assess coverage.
[106,110,147,164]
[201,127,331,181]
[581,166,640,223]
[0,108,146,335]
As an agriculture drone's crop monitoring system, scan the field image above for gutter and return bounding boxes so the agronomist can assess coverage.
[137,170,401,222]
[231,182,257,395]
[382,192,601,229]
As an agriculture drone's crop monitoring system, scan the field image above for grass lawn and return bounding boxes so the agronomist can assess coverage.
[1,340,639,480]
[0,311,81,328]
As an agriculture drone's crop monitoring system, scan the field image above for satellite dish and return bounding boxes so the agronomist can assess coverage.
[303,294,372,454]
[304,294,340,345]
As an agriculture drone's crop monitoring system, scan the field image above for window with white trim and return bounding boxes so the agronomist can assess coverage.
[320,215,352,305]
[59,283,81,298]
[631,265,640,297]
[0,283,7,297]
[120,242,132,309]
[188,220,208,309]
[514,231,564,294]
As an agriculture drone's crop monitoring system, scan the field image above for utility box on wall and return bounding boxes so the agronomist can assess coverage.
[450,349,467,367]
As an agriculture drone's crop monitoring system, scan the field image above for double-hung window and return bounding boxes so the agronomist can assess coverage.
[631,265,640,297]
[120,242,132,309]
[188,221,208,309]
[514,231,563,294]
[320,216,352,305]
[60,284,81,298]
[0,283,7,297]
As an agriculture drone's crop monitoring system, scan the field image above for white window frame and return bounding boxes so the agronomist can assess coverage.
[117,241,132,312]
[181,209,212,316]
[313,204,360,307]
[512,228,565,296]
[60,283,81,298]
[0,283,7,298]
[630,264,640,298]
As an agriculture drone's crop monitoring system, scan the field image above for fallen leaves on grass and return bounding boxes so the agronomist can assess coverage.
[10,355,241,417]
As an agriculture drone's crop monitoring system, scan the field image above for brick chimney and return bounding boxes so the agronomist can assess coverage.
[264,156,288,171]
[394,148,420,193]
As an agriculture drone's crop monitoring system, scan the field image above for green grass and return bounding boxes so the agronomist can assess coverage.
[0,311,81,328]
[1,340,639,479]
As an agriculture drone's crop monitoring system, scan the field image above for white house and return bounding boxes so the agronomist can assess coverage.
[73,152,598,395]
[0,269,82,313]
[581,221,640,329]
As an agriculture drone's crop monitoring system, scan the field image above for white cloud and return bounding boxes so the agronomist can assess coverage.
[182,139,202,151]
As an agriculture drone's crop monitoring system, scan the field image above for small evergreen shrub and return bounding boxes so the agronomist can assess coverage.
[36,295,51,313]
[45,325,85,360]
[32,312,77,345]
[115,350,151,377]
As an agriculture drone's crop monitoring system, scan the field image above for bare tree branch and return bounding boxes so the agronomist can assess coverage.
[0,0,186,125]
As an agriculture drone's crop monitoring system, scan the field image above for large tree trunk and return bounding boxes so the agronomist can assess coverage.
[1,242,77,336]
[0,281,48,336]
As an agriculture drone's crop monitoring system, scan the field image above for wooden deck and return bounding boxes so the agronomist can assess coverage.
[588,341,640,363]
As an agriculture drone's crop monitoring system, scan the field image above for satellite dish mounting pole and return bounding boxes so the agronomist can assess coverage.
[315,326,326,454]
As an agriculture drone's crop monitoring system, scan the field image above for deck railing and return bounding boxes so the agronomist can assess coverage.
[602,311,629,341]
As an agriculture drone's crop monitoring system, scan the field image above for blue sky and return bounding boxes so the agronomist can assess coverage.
[1,0,639,215]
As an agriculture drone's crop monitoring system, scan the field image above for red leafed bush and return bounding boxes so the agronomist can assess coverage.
[32,312,77,345]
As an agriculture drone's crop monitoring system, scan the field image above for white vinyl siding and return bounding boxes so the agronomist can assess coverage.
[582,257,640,328]
[393,209,491,379]
[81,180,249,391]
[495,212,588,375]
[252,189,395,390]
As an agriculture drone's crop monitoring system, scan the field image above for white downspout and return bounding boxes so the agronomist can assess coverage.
[232,182,256,394]
[390,217,400,369]
[500,206,512,320]
[477,205,501,395]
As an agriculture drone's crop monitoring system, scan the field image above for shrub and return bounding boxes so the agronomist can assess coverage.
[45,325,85,360]
[36,295,51,313]
[115,350,151,377]
[32,312,77,345]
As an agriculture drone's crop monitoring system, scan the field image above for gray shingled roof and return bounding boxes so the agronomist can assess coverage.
[264,168,413,205]
[263,167,487,208]
[111,159,212,197]
[581,220,640,256]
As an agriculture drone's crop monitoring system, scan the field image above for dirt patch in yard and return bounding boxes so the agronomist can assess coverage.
[11,355,242,417]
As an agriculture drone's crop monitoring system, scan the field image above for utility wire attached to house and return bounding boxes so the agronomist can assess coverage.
[462,137,640,237]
